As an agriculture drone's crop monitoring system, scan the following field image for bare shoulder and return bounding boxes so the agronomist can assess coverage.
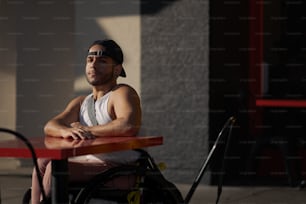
[65,95,87,110]
[112,84,139,96]
[110,84,140,107]
[74,95,87,102]
[70,95,86,104]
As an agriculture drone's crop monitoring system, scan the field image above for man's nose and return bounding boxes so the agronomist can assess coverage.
[91,58,99,67]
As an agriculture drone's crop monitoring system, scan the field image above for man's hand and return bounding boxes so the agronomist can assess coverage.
[45,136,94,148]
[59,122,94,140]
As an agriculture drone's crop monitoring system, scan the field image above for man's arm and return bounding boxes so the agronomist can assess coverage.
[85,85,142,137]
[44,96,92,139]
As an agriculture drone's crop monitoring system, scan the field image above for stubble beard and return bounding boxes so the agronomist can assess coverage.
[86,72,115,86]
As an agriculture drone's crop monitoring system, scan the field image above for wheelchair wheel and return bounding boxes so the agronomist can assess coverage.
[141,175,184,204]
[22,188,31,204]
[73,165,137,204]
[22,188,51,204]
[73,165,184,204]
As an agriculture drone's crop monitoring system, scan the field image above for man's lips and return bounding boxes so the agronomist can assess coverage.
[88,72,97,77]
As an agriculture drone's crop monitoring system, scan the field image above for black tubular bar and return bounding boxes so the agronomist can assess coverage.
[0,128,47,202]
[184,116,236,204]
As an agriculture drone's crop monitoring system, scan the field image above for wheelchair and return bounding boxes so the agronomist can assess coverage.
[22,149,185,204]
[1,116,235,204]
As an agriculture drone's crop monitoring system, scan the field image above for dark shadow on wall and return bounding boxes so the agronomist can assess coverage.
[209,0,250,185]
[141,0,179,14]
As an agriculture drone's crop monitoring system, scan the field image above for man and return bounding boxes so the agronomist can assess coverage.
[31,39,142,203]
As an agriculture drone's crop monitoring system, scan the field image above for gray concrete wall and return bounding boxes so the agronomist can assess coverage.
[0,1,75,137]
[141,0,209,184]
[13,1,75,137]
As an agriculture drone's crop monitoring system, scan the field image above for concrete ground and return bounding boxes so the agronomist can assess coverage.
[178,184,306,204]
[1,165,306,204]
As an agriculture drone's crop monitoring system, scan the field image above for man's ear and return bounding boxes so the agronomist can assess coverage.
[114,64,123,77]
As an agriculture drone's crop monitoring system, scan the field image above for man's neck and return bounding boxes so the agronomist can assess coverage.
[92,83,117,100]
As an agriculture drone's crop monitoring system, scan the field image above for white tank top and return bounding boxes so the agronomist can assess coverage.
[70,92,140,164]
[79,93,112,126]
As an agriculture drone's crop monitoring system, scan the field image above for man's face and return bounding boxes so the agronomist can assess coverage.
[85,44,116,86]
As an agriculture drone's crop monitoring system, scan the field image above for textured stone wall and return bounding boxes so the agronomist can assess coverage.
[141,0,209,184]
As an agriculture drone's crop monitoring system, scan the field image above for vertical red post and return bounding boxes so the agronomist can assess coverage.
[249,0,264,137]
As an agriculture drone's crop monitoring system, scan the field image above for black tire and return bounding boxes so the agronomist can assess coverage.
[74,165,137,204]
[73,166,184,204]
[22,188,31,204]
[142,170,184,204]
[22,188,51,204]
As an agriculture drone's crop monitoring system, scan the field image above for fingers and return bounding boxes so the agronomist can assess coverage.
[61,125,94,140]
[70,128,94,140]
[68,123,94,140]
[83,131,95,139]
